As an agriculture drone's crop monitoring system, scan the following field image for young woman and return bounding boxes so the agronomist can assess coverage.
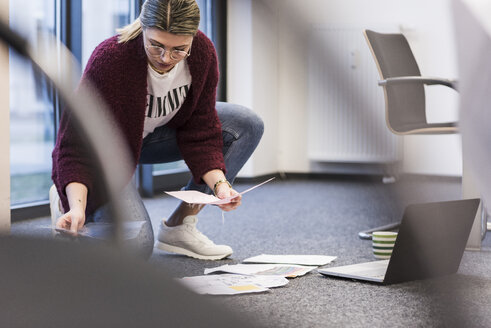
[50,0,263,260]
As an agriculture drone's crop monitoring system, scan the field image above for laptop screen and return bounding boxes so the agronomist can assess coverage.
[384,199,479,284]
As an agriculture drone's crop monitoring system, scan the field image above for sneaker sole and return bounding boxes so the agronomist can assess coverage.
[49,185,63,236]
[154,241,232,260]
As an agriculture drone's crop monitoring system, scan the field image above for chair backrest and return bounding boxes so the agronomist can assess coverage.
[364,29,455,135]
[364,29,426,133]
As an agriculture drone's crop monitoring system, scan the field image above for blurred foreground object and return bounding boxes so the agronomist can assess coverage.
[0,236,253,327]
[453,0,491,244]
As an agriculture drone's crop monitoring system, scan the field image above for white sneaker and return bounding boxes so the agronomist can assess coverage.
[49,184,64,228]
[155,216,233,260]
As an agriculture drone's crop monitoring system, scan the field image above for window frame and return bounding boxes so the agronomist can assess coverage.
[9,0,69,221]
[11,0,132,220]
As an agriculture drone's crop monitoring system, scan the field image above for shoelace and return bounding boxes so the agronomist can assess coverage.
[186,224,214,245]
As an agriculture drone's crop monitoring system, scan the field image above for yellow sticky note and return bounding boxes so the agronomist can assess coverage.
[229,284,261,291]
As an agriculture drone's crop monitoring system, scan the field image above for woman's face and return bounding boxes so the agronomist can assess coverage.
[142,27,193,74]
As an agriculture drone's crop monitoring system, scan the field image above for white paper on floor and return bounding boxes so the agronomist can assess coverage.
[47,221,146,241]
[242,254,337,266]
[178,274,288,295]
[204,263,316,278]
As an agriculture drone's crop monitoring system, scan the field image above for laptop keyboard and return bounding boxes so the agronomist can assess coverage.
[349,266,387,278]
[319,260,389,280]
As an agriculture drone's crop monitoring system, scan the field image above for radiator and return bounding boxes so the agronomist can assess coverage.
[308,26,401,163]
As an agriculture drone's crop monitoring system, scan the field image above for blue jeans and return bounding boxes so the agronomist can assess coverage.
[88,102,264,259]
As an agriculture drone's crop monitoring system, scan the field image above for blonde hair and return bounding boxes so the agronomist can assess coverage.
[117,0,200,43]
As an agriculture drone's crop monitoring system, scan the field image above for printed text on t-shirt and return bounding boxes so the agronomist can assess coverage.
[146,84,190,118]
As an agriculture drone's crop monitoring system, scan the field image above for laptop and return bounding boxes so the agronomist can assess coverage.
[318,198,480,284]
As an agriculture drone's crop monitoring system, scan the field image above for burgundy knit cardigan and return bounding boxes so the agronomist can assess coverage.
[52,31,225,215]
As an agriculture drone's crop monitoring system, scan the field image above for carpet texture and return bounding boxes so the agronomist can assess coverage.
[11,175,491,327]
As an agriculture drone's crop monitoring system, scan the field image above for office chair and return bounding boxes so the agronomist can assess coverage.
[364,29,459,135]
[358,29,460,239]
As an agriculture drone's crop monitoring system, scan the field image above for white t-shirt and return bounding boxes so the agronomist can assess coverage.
[143,60,192,138]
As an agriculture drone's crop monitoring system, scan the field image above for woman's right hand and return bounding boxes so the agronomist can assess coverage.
[57,182,89,235]
[55,209,86,234]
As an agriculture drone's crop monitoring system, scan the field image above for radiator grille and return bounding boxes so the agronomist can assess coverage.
[308,26,401,163]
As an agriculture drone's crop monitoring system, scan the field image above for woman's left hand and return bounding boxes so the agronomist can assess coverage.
[215,184,242,212]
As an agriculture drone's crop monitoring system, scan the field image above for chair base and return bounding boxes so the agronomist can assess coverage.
[358,222,401,240]
[359,207,488,241]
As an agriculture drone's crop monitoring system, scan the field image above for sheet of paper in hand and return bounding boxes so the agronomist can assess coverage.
[54,221,146,240]
[165,177,275,205]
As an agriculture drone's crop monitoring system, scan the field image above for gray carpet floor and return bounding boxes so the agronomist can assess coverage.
[11,174,491,327]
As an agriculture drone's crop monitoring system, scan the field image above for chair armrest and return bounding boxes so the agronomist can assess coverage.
[378,76,459,91]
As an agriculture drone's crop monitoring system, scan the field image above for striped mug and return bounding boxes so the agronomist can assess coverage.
[372,231,398,259]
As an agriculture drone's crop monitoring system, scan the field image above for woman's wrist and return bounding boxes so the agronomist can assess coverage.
[213,179,232,196]
[202,169,227,191]
[66,182,88,213]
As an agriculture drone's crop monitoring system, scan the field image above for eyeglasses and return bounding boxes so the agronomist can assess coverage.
[145,44,191,61]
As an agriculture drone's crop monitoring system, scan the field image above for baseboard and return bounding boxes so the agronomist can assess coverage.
[11,201,50,222]
[235,171,462,184]
[236,172,385,184]
[397,173,462,184]
[309,161,400,176]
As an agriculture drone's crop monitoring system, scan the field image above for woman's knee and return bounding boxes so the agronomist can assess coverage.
[244,108,264,139]
[216,102,264,141]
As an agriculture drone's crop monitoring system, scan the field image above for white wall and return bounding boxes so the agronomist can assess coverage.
[0,0,11,233]
[227,0,279,177]
[228,0,462,177]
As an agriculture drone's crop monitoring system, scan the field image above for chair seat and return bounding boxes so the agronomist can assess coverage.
[391,121,458,135]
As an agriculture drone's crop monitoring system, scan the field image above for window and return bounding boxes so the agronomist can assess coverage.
[81,0,133,68]
[10,0,133,218]
[9,0,56,205]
